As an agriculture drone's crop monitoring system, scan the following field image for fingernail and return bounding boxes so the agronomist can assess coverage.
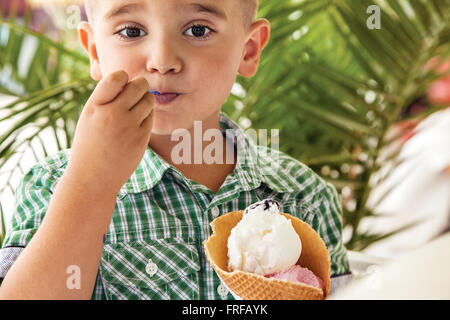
[150,90,161,95]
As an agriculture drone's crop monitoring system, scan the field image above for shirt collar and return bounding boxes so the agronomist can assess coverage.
[118,144,171,197]
[219,112,263,191]
[118,112,289,197]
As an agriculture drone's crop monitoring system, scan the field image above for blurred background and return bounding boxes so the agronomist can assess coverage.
[0,0,449,292]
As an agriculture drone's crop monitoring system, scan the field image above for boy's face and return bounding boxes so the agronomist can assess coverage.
[79,0,270,135]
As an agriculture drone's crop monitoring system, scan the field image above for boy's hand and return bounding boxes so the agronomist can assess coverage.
[67,70,155,195]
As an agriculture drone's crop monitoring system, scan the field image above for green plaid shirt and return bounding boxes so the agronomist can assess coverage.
[0,112,350,299]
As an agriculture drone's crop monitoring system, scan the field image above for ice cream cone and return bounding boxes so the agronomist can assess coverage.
[203,210,331,300]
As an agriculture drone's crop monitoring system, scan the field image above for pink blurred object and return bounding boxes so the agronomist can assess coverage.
[0,0,27,18]
[428,77,450,105]
[266,265,325,293]
[425,57,450,105]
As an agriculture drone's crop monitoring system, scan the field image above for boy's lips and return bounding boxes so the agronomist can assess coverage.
[151,91,180,105]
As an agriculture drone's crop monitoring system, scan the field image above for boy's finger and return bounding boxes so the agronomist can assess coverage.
[91,70,129,105]
[114,77,150,110]
[140,110,154,131]
[130,92,155,124]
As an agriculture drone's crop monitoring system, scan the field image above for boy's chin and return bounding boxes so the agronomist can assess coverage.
[150,118,189,136]
[149,126,176,136]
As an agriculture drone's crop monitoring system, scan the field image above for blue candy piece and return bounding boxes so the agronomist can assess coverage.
[150,90,161,96]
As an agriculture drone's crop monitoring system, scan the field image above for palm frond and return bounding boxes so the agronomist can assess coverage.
[0,6,93,241]
[227,0,450,250]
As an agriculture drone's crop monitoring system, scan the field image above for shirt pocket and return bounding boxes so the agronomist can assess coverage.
[100,237,201,300]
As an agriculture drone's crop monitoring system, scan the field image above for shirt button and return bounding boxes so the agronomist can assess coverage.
[211,207,220,218]
[145,260,158,276]
[217,283,229,299]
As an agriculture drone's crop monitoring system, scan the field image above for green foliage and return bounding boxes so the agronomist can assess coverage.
[223,0,450,250]
[1,0,449,250]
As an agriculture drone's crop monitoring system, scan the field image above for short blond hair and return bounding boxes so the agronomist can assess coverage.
[84,0,258,28]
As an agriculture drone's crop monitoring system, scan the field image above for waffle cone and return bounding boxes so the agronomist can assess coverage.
[203,210,331,300]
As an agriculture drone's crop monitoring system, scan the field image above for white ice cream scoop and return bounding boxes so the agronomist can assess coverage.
[227,199,302,275]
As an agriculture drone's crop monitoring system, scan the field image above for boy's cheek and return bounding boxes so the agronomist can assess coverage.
[96,50,140,81]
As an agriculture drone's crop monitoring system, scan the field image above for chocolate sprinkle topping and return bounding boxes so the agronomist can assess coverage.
[243,199,281,215]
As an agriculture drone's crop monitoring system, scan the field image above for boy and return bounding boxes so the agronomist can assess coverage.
[0,0,351,299]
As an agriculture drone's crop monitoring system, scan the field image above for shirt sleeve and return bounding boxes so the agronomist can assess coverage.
[315,182,353,294]
[0,163,58,281]
[310,181,351,277]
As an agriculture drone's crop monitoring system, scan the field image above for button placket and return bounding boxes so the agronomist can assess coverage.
[211,206,220,218]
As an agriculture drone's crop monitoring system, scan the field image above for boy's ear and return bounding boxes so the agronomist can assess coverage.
[78,21,102,81]
[238,19,271,78]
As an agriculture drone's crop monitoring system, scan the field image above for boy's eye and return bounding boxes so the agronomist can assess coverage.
[118,27,147,39]
[184,24,214,39]
[115,24,213,40]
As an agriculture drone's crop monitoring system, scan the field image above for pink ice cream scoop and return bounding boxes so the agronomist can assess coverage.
[266,265,325,294]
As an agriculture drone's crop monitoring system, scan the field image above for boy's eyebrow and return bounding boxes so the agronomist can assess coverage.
[179,3,227,20]
[104,2,144,20]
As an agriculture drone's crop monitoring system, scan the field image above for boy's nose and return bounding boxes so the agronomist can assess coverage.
[146,37,182,75]
[153,65,177,74]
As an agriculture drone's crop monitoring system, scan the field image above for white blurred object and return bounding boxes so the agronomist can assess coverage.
[329,232,450,299]
[362,108,450,258]
[347,250,388,279]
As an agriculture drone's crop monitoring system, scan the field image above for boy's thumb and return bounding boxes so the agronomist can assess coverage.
[91,70,129,105]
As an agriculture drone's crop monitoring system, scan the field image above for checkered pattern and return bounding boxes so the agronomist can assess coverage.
[0,112,350,299]
[0,247,23,279]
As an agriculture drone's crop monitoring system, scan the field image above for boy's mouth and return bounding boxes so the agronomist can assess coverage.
[150,90,180,105]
